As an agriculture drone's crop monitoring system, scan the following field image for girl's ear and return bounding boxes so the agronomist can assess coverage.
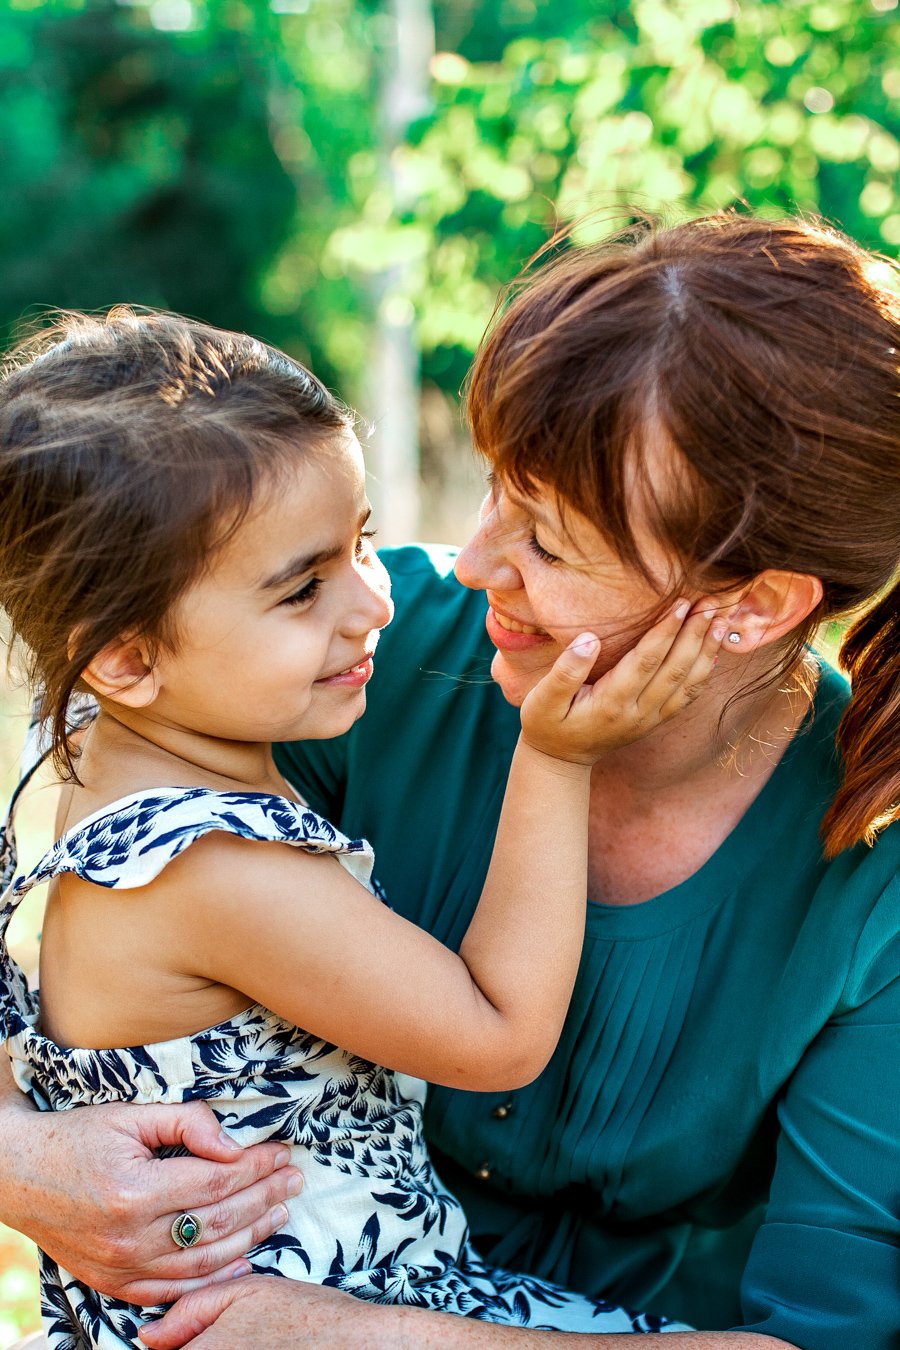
[79,636,159,707]
[697,570,824,651]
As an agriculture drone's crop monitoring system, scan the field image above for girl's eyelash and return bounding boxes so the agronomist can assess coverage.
[356,528,377,557]
[527,533,560,564]
[281,577,322,607]
[281,529,376,607]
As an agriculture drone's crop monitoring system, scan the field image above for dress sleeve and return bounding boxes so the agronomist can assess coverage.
[737,888,900,1350]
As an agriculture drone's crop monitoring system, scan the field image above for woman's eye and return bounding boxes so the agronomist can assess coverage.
[527,533,560,564]
[281,576,322,607]
[355,528,377,559]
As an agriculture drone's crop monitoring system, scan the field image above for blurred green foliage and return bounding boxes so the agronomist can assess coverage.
[403,0,900,390]
[0,3,297,343]
[0,0,898,402]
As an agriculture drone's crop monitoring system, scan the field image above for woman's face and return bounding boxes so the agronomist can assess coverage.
[454,474,678,707]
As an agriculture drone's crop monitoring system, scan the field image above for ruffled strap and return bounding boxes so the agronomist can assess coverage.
[0,785,376,1043]
[13,786,375,901]
[0,698,100,1039]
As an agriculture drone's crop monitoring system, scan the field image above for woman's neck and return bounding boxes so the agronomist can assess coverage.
[584,652,817,904]
[599,648,815,790]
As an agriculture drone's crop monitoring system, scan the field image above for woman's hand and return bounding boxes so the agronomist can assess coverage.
[139,1277,411,1349]
[520,601,727,764]
[140,1278,798,1349]
[0,1064,301,1305]
[140,1276,512,1349]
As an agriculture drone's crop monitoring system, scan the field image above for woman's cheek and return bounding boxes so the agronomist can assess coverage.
[581,635,634,683]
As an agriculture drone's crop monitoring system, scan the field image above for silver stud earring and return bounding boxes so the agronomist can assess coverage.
[727,631,742,645]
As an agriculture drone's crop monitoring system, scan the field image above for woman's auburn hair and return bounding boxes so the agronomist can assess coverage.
[467,212,900,857]
[0,307,353,781]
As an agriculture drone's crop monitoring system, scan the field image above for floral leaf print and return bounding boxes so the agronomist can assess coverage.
[512,1291,531,1325]
[248,1234,312,1276]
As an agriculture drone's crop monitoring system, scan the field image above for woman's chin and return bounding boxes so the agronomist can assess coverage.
[489,648,554,707]
[489,637,628,704]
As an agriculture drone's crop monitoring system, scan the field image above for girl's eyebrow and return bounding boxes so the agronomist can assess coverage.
[259,506,372,591]
[260,543,342,592]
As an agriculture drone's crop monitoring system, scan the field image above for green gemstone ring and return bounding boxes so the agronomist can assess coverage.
[171,1211,204,1249]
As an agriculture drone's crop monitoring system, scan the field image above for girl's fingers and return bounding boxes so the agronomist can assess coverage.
[523,632,600,717]
[593,600,699,701]
[519,633,603,760]
[635,607,730,716]
[552,632,601,688]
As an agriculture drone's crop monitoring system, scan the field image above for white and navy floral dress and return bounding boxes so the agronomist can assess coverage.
[0,727,687,1347]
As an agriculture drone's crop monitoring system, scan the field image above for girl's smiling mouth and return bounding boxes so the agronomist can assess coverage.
[315,653,376,687]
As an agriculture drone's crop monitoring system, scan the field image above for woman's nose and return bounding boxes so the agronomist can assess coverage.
[455,498,522,594]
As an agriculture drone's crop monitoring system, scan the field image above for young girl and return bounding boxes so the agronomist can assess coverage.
[0,310,723,1347]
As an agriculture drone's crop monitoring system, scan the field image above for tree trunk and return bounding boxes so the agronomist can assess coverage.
[366,0,434,544]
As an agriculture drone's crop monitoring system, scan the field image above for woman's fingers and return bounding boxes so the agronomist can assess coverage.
[2,1098,303,1305]
[124,1259,254,1310]
[118,1201,292,1305]
[131,1100,249,1163]
[139,1279,245,1348]
[166,1166,302,1248]
[117,1164,301,1304]
[65,1101,302,1304]
[149,1141,299,1219]
[131,1178,300,1304]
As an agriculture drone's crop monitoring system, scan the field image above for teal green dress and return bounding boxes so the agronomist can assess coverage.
[276,545,900,1350]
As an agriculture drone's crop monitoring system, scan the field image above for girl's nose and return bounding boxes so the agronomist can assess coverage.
[344,552,394,634]
[454,494,522,594]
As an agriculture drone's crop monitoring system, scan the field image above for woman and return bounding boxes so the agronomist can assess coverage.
[2,213,899,1349]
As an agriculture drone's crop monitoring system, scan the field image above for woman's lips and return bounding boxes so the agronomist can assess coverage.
[485,605,553,652]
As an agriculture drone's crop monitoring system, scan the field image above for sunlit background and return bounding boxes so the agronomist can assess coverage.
[1,0,898,1340]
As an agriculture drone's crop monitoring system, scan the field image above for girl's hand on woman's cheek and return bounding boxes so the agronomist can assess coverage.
[520,601,729,764]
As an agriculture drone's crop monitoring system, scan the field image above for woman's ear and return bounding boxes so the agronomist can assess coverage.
[703,570,824,651]
[79,636,159,707]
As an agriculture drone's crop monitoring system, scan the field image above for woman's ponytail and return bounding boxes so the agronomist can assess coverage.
[822,579,900,856]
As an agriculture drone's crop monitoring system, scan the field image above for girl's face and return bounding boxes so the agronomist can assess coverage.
[454,474,677,707]
[149,431,393,744]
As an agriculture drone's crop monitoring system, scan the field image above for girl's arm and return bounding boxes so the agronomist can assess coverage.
[171,606,723,1091]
